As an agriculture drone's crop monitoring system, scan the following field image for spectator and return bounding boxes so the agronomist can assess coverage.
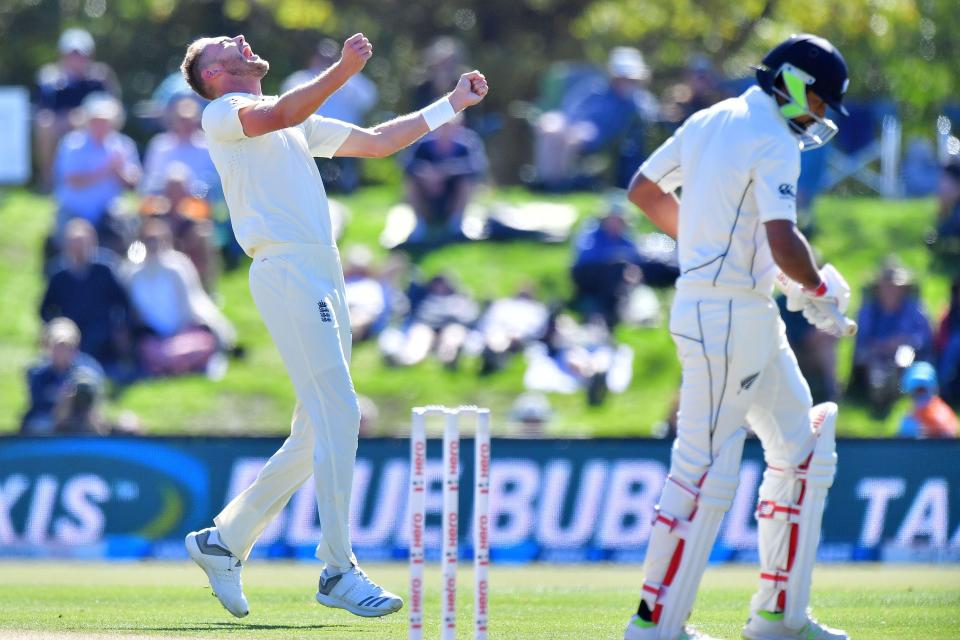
[412,37,464,110]
[34,28,120,189]
[935,279,960,405]
[126,219,236,377]
[471,286,550,375]
[937,160,960,235]
[140,97,219,197]
[851,258,934,413]
[40,219,132,373]
[379,273,479,368]
[403,114,487,247]
[342,245,398,342]
[136,70,203,132]
[533,47,659,191]
[901,138,941,197]
[139,163,217,290]
[358,395,380,437]
[660,54,725,124]
[524,312,634,406]
[509,391,553,437]
[898,362,958,438]
[51,367,111,435]
[282,38,379,193]
[931,159,960,277]
[21,317,105,435]
[571,201,644,328]
[52,92,141,254]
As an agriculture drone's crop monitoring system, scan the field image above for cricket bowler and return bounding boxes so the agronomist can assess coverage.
[177,33,487,619]
[622,35,854,640]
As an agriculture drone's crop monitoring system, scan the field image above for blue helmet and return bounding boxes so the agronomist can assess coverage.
[755,34,850,150]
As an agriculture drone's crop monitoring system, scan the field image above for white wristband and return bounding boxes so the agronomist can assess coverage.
[421,97,456,131]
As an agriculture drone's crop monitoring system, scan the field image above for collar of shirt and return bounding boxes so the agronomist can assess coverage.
[743,85,792,135]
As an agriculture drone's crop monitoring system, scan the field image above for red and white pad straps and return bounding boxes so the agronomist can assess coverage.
[640,428,747,639]
[751,402,838,629]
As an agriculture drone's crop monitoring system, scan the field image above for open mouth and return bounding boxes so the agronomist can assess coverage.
[242,44,255,59]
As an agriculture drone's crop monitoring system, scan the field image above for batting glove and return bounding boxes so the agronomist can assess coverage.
[801,263,851,313]
[802,264,856,336]
[774,271,807,313]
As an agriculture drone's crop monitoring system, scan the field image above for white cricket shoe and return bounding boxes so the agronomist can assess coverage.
[185,527,249,618]
[623,615,722,640]
[315,566,403,618]
[742,611,848,640]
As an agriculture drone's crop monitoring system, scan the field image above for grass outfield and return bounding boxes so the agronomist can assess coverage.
[0,187,949,436]
[0,562,957,639]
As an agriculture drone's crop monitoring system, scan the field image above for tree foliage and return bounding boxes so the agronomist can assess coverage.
[0,0,955,172]
[575,0,958,131]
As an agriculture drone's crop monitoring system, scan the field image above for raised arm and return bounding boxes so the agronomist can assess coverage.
[334,71,488,159]
[238,34,372,137]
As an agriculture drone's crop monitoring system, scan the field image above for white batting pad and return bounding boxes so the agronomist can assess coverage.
[752,402,838,629]
[641,428,747,639]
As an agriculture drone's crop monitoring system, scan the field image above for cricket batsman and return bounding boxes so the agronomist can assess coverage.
[622,35,854,640]
[177,33,487,619]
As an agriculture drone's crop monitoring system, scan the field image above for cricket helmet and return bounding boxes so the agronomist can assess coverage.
[755,34,849,150]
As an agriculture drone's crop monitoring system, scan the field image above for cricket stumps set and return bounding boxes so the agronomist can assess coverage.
[408,405,491,640]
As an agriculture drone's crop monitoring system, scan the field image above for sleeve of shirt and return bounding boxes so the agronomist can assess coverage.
[301,115,357,158]
[201,95,256,143]
[639,123,684,193]
[753,138,800,223]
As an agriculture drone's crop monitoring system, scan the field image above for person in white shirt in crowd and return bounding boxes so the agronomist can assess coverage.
[52,93,141,254]
[472,284,550,375]
[140,97,220,197]
[281,38,379,193]
[622,34,856,640]
[125,218,236,377]
[176,32,486,620]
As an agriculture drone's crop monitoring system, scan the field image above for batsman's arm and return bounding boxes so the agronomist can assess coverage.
[335,71,488,159]
[627,173,680,239]
[765,220,822,290]
[238,34,372,137]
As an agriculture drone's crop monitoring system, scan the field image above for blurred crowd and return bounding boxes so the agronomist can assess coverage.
[17,29,959,438]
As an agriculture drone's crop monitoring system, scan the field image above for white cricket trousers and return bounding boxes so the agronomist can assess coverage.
[215,243,360,569]
[668,285,815,466]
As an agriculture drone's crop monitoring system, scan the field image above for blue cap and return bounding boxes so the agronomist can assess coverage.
[901,361,938,393]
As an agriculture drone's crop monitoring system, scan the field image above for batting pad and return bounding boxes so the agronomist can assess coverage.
[752,402,838,628]
[644,428,747,639]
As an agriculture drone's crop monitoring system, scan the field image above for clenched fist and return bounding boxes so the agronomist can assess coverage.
[448,71,489,112]
[338,33,373,76]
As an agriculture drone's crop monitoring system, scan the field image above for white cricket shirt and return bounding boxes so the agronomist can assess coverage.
[202,92,358,256]
[639,86,800,297]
